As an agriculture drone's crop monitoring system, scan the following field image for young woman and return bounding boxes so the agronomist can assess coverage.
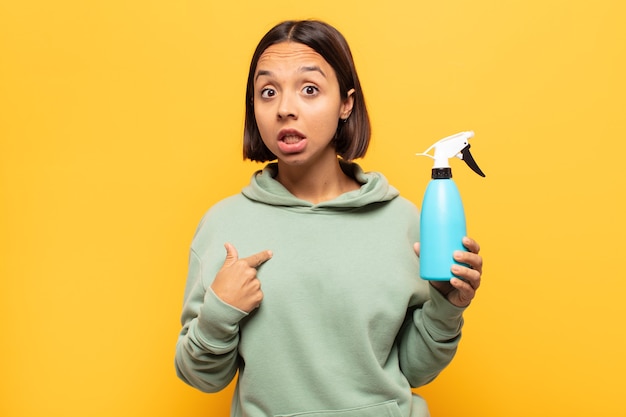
[175,20,483,417]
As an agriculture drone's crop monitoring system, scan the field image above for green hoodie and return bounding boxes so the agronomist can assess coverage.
[176,162,465,417]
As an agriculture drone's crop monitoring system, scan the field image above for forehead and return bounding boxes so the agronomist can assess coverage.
[256,42,331,72]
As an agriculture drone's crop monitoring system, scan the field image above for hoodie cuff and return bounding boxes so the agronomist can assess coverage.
[421,284,465,342]
[196,288,249,346]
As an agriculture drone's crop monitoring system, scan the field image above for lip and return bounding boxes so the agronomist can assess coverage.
[277,128,307,154]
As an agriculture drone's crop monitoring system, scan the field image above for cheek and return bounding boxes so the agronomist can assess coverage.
[254,106,273,135]
[312,120,339,141]
[308,106,341,138]
[253,108,279,152]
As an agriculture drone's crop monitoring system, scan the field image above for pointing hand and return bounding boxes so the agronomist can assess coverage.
[210,243,273,313]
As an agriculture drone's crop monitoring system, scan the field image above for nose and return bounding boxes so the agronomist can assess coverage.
[277,92,297,120]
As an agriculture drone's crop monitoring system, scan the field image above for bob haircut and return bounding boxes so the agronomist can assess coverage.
[243,20,371,162]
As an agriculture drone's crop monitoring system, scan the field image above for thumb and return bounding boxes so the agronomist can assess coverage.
[221,243,239,269]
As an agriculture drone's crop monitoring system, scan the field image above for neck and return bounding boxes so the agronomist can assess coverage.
[275,159,360,204]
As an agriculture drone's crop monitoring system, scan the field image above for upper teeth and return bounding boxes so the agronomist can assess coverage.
[283,135,301,143]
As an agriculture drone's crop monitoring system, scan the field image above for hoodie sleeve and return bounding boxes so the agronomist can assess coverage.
[174,248,248,393]
[397,279,466,388]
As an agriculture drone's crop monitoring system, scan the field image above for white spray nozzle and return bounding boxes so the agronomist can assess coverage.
[416,131,474,168]
[416,131,485,177]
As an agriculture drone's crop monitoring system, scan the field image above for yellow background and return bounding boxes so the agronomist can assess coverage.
[2,0,625,416]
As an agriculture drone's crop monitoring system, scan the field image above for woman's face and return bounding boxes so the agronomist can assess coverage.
[253,41,354,168]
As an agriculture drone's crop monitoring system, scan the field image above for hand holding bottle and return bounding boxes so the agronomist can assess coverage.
[414,237,482,308]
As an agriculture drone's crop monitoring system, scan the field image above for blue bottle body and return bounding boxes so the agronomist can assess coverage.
[419,178,467,281]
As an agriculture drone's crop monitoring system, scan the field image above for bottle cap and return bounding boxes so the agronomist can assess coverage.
[431,168,452,179]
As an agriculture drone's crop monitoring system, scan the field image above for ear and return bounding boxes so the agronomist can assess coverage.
[340,88,355,120]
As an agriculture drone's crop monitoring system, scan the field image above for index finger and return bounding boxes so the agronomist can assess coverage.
[462,236,481,254]
[243,250,273,268]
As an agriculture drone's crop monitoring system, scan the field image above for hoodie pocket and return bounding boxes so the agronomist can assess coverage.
[275,400,402,417]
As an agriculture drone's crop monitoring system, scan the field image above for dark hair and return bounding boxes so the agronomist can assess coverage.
[243,20,371,162]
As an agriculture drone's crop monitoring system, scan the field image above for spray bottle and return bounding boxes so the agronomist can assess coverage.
[416,131,485,281]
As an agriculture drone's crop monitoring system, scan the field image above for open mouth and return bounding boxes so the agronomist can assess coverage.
[277,129,307,154]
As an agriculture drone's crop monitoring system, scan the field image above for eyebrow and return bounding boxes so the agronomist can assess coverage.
[299,65,326,77]
[255,65,327,81]
[255,70,272,81]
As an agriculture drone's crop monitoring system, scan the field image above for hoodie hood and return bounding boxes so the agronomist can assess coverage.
[241,161,399,210]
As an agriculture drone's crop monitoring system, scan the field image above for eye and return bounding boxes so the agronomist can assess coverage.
[260,88,276,99]
[302,85,319,96]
